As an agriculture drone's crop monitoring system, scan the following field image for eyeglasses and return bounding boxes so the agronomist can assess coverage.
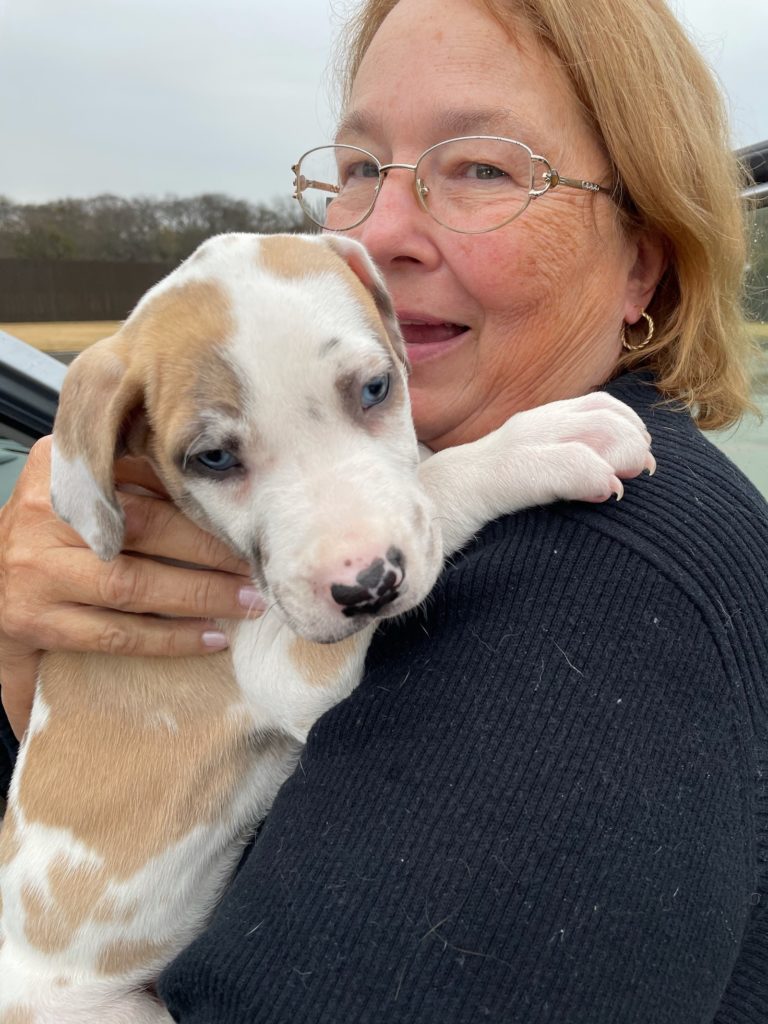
[292,136,615,235]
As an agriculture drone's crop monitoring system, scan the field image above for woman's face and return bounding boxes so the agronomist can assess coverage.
[340,0,654,450]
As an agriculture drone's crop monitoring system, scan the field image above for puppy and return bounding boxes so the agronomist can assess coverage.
[0,232,654,1023]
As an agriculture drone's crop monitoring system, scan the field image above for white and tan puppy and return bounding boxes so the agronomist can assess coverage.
[0,232,654,1023]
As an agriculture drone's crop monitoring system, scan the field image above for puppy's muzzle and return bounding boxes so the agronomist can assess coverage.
[330,546,406,617]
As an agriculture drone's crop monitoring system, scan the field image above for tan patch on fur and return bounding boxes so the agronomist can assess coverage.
[259,234,348,283]
[21,857,137,954]
[48,858,109,915]
[97,937,171,976]
[259,235,405,362]
[21,884,66,953]
[289,634,362,687]
[54,343,129,464]
[1,1005,36,1024]
[17,649,262,882]
[0,807,21,866]
[53,279,239,512]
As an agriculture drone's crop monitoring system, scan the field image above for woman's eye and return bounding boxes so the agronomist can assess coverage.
[466,162,506,180]
[343,160,380,182]
[361,374,390,410]
[194,449,241,472]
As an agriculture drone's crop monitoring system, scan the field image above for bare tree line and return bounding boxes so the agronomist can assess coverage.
[0,193,312,263]
[1,192,765,326]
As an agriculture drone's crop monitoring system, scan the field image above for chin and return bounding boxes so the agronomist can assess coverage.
[409,388,462,449]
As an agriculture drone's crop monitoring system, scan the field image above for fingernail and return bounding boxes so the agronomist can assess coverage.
[238,586,266,615]
[202,630,229,650]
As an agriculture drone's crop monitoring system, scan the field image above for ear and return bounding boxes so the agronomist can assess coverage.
[623,229,668,324]
[51,335,143,560]
[322,235,408,369]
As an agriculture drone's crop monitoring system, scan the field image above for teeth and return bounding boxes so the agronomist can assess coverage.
[399,319,466,328]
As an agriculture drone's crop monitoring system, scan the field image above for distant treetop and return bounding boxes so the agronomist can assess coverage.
[0,193,314,262]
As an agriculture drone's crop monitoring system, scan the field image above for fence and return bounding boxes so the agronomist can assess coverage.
[0,258,175,322]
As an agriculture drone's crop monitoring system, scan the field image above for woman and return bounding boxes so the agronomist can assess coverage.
[2,0,767,1020]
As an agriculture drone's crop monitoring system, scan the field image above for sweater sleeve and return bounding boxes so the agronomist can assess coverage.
[159,493,764,1024]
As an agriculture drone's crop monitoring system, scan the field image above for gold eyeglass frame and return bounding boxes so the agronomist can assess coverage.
[291,136,616,235]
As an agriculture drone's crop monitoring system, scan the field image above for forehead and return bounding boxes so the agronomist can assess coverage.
[344,0,592,161]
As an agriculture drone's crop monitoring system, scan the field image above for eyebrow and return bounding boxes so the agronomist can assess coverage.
[334,106,534,147]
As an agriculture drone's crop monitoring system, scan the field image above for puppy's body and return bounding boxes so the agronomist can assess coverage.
[0,233,654,1023]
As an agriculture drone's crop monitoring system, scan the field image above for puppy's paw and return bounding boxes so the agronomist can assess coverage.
[501,392,655,506]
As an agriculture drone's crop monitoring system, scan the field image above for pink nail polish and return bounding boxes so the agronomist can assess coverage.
[238,586,266,614]
[202,631,229,650]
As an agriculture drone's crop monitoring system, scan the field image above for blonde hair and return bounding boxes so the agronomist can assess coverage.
[338,0,760,428]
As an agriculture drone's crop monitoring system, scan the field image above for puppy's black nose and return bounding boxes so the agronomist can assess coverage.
[331,547,406,617]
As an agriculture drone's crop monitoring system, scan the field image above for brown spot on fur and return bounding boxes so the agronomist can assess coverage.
[16,649,270,881]
[97,937,172,976]
[0,807,21,866]
[48,858,109,915]
[21,857,137,954]
[52,279,240,537]
[54,344,128,464]
[289,634,362,687]
[259,235,407,367]
[1,1006,36,1024]
[259,234,345,283]
[22,884,65,953]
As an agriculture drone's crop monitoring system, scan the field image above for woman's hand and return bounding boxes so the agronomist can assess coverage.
[0,436,262,739]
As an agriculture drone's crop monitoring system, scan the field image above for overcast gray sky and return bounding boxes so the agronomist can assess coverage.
[1,0,766,207]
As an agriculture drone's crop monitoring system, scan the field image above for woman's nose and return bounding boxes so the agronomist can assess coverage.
[351,168,441,269]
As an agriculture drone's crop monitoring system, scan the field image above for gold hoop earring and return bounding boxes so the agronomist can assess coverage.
[621,310,654,352]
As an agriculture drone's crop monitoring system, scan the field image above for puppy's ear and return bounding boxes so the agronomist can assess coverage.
[51,335,143,560]
[322,235,408,369]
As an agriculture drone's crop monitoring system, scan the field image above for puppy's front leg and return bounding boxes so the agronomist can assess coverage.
[418,392,655,558]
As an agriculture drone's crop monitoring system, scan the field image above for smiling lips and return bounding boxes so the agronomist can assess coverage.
[397,316,470,363]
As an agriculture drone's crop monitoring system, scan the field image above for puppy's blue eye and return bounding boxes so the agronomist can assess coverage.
[194,450,241,472]
[361,374,390,410]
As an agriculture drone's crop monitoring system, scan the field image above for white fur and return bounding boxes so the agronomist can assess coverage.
[50,445,123,559]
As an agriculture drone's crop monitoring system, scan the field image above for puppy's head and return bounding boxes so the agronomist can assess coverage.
[52,232,441,639]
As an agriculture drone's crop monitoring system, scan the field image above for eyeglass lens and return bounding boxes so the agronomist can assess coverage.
[296,139,536,233]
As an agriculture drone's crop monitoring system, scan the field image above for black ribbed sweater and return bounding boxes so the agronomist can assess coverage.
[2,373,768,1022]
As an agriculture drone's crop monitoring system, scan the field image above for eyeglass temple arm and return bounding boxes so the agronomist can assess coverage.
[291,167,340,197]
[530,155,615,200]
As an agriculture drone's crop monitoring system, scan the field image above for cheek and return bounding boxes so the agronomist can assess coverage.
[449,234,517,309]
[450,207,628,329]
[447,222,560,319]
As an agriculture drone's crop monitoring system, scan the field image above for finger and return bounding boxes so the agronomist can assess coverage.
[33,548,264,620]
[114,455,169,497]
[16,607,237,659]
[0,648,41,740]
[118,492,251,575]
[7,436,249,577]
